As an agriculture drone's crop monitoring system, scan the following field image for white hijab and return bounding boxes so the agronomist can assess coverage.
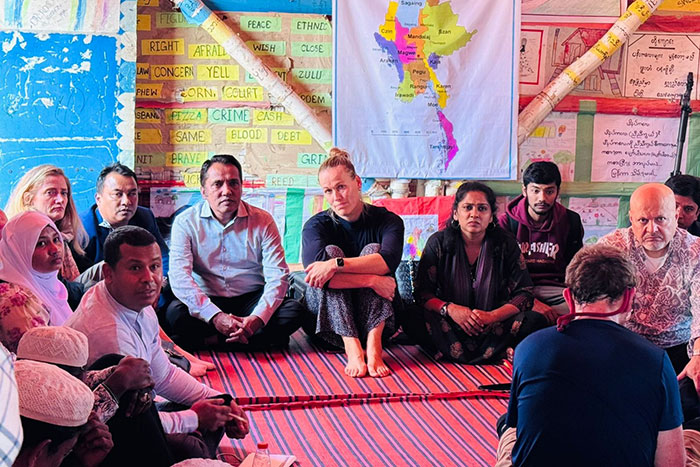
[0,211,72,325]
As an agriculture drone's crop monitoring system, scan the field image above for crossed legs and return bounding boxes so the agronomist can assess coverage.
[305,244,395,378]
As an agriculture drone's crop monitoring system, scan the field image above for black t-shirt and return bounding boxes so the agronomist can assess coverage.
[301,204,404,273]
[507,319,682,466]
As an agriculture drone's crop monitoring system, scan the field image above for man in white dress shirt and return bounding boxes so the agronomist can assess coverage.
[66,226,248,452]
[165,154,303,350]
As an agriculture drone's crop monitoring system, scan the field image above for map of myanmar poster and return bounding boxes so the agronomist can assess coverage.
[333,0,519,179]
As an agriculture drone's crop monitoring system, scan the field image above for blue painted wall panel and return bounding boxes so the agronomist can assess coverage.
[204,0,330,14]
[0,33,118,139]
[0,32,120,212]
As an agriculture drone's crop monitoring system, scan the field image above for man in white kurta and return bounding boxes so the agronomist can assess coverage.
[66,225,248,438]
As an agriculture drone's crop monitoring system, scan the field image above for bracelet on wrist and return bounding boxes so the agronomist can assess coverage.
[101,382,119,402]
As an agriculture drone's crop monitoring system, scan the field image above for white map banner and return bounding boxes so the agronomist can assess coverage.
[333,0,519,180]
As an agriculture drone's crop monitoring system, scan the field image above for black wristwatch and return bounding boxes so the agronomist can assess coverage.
[440,302,451,317]
[336,257,344,269]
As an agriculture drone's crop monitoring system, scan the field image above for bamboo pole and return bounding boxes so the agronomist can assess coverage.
[518,0,663,145]
[170,0,332,150]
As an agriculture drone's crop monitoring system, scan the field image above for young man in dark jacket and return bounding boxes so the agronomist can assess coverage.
[665,174,700,237]
[498,161,583,323]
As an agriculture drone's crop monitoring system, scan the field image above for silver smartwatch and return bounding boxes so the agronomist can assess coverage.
[440,302,451,317]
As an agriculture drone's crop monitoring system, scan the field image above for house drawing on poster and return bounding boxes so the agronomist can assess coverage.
[519,113,576,182]
[550,28,624,96]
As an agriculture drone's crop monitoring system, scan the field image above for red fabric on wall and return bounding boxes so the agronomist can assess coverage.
[373,196,455,226]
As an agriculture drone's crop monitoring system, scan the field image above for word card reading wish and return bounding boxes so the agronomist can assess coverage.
[591,114,686,182]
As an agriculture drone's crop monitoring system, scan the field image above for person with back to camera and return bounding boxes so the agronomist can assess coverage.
[496,244,684,467]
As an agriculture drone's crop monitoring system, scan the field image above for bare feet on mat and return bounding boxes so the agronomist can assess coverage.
[366,321,389,377]
[189,360,211,377]
[367,355,390,378]
[175,344,216,377]
[343,337,367,378]
[345,355,367,378]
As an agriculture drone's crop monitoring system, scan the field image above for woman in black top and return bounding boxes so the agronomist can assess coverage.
[302,149,404,378]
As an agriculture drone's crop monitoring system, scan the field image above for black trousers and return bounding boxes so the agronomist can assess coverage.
[660,346,697,430]
[666,342,691,375]
[89,355,175,467]
[164,288,304,351]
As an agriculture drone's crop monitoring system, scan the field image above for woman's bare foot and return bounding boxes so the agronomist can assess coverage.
[345,355,367,378]
[367,322,390,377]
[342,337,367,378]
[176,345,215,377]
[188,360,211,377]
[159,328,216,377]
[367,355,390,378]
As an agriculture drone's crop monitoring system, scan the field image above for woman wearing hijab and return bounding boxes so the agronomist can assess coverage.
[0,211,73,351]
[5,165,88,281]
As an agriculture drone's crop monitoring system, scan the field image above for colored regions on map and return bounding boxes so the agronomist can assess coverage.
[374,0,475,169]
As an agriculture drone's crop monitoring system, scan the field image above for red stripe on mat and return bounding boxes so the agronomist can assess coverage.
[196,331,511,466]
[220,399,505,467]
[198,331,512,398]
[237,389,507,410]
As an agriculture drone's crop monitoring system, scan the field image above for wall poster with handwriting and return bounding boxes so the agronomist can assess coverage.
[242,189,288,237]
[591,114,687,183]
[134,5,332,191]
[568,197,620,244]
[538,25,627,98]
[623,33,700,100]
[568,197,619,227]
[0,0,121,33]
[150,187,203,219]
